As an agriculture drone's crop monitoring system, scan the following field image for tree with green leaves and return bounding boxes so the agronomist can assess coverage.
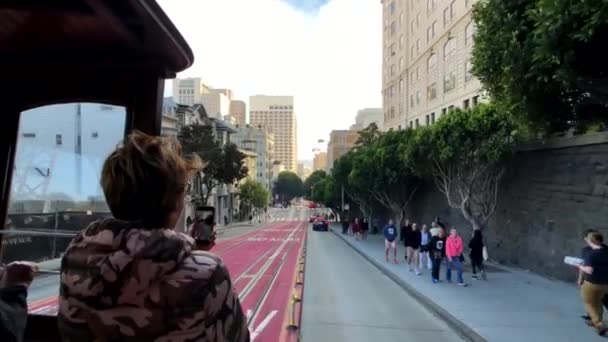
[179,123,248,203]
[239,179,270,211]
[350,129,421,224]
[273,171,304,205]
[472,0,608,134]
[355,122,382,146]
[407,104,515,231]
[303,170,327,199]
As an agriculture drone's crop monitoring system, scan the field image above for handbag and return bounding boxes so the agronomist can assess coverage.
[482,246,489,261]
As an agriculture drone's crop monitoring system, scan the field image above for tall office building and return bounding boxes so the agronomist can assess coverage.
[231,125,275,191]
[350,108,384,131]
[313,152,327,172]
[229,100,247,125]
[381,0,482,130]
[172,77,211,106]
[249,95,297,172]
[326,130,359,171]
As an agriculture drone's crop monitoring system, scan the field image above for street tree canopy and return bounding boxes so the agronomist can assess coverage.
[303,169,327,199]
[273,171,304,204]
[408,104,515,230]
[472,0,608,134]
[179,123,248,203]
[239,179,270,209]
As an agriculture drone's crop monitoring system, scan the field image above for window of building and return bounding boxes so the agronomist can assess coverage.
[465,60,473,82]
[427,53,437,71]
[22,133,36,138]
[416,90,421,104]
[399,35,404,50]
[473,96,480,106]
[400,11,404,24]
[416,66,420,80]
[399,78,404,92]
[425,115,430,126]
[427,26,432,43]
[390,106,396,119]
[399,102,404,115]
[416,12,421,28]
[450,1,456,19]
[416,39,420,53]
[463,99,470,109]
[389,1,396,14]
[391,21,397,35]
[431,112,436,123]
[415,118,420,127]
[444,38,456,59]
[390,64,396,76]
[427,0,437,13]
[444,71,456,92]
[55,134,62,146]
[399,57,404,70]
[410,94,415,107]
[427,82,437,100]
[443,7,450,26]
[398,125,402,130]
[411,19,416,32]
[390,43,396,56]
[409,120,414,128]
[465,21,476,46]
[448,105,455,112]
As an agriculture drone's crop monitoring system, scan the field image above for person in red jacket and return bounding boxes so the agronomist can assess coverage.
[446,227,467,286]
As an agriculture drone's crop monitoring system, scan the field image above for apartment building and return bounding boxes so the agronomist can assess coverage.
[350,108,384,131]
[326,130,359,171]
[231,125,275,191]
[172,77,211,106]
[229,100,247,125]
[313,152,327,172]
[381,0,482,130]
[249,95,297,172]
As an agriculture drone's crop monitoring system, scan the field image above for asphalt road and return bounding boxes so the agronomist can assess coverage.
[301,226,464,342]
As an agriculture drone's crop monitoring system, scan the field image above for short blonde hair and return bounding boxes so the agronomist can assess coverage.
[101,131,203,227]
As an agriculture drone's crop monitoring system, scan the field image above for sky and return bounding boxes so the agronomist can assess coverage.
[157,0,382,161]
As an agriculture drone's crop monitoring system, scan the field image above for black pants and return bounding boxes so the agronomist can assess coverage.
[431,258,442,280]
[471,256,484,274]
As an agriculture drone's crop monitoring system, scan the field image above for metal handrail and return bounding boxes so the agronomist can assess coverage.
[0,229,78,238]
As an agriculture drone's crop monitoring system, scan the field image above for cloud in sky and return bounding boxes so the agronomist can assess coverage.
[157,0,381,160]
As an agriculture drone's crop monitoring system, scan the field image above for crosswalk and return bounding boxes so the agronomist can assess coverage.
[267,217,304,222]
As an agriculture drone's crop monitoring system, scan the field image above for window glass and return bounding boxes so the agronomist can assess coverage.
[3,102,126,316]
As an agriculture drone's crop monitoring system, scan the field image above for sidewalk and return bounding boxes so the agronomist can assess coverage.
[332,227,604,342]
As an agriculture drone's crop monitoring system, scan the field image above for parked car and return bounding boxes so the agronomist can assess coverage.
[312,217,329,231]
[309,215,317,223]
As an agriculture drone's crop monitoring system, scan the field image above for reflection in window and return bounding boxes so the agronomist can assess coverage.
[4,102,126,283]
[427,82,438,100]
[444,38,456,60]
[444,71,456,92]
[428,53,438,71]
[465,60,473,82]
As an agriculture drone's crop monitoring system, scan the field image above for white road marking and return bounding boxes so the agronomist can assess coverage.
[250,310,278,341]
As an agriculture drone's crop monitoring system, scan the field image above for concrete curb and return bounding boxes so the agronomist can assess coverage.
[330,227,487,342]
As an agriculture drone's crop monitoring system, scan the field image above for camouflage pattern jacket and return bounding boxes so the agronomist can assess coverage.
[58,218,249,342]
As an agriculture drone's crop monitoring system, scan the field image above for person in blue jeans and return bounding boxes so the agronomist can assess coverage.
[384,219,399,264]
[445,227,467,286]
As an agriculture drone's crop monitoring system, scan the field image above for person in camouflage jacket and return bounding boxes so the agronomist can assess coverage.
[58,131,249,341]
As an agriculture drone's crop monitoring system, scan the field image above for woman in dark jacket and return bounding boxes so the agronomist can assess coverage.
[361,218,370,240]
[469,229,486,280]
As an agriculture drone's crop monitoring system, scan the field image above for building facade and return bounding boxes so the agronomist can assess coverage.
[313,152,327,172]
[229,100,247,125]
[350,108,384,131]
[249,95,297,172]
[201,91,231,120]
[231,125,275,191]
[381,0,482,130]
[326,130,359,171]
[172,77,211,106]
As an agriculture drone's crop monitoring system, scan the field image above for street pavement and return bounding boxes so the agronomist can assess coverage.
[301,223,464,342]
[333,230,606,342]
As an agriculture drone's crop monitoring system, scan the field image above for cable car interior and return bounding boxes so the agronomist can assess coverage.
[0,1,193,340]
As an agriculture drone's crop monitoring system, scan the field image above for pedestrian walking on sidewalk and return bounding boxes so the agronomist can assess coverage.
[406,223,422,274]
[430,220,442,237]
[352,218,361,240]
[469,230,486,280]
[361,218,370,240]
[400,220,412,262]
[580,229,608,323]
[578,231,608,336]
[419,224,432,271]
[341,217,349,234]
[429,229,446,283]
[446,227,467,286]
[384,219,399,264]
